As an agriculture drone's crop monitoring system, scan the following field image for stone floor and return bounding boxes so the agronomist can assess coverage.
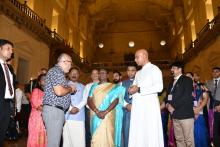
[3,129,28,147]
[3,136,27,147]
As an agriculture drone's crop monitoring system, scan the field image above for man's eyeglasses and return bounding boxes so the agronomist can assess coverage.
[99,72,107,74]
[127,69,136,72]
[60,60,72,65]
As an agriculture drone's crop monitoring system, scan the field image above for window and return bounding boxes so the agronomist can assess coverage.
[205,0,214,21]
[181,34,185,54]
[172,28,176,36]
[51,9,59,32]
[190,19,196,41]
[80,40,84,58]
[69,29,73,47]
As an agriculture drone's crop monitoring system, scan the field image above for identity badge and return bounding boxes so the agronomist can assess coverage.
[194,101,198,107]
[168,94,173,101]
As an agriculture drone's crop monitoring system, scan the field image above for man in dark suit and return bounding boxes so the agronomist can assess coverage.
[0,39,14,146]
[206,67,220,147]
[166,62,194,147]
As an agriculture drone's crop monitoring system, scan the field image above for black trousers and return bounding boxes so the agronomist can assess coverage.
[0,100,11,146]
[214,112,220,147]
[85,107,91,147]
[21,104,31,129]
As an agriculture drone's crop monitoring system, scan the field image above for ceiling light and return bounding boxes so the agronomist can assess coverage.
[98,43,104,48]
[128,41,135,47]
[160,40,166,46]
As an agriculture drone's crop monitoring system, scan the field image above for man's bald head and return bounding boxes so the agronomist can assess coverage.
[57,53,71,62]
[135,49,149,66]
[136,49,148,57]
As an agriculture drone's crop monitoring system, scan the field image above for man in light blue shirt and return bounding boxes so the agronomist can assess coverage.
[63,67,85,147]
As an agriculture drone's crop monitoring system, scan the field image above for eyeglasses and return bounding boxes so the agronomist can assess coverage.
[60,60,73,64]
[60,60,73,65]
[127,69,136,72]
[99,72,107,74]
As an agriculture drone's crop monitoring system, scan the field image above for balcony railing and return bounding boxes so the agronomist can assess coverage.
[8,0,46,27]
[91,60,172,71]
[176,7,220,62]
[1,0,88,68]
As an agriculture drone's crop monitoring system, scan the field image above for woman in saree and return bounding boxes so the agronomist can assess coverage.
[192,73,209,147]
[88,68,125,147]
[27,74,47,147]
[186,72,209,147]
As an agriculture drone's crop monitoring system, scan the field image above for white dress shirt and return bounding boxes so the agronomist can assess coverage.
[15,88,23,112]
[214,77,220,85]
[21,94,29,105]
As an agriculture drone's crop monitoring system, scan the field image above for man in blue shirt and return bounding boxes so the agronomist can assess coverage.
[122,64,137,147]
[63,67,86,147]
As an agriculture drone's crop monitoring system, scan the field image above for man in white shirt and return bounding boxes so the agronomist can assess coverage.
[128,49,164,147]
[83,69,99,103]
[15,82,25,134]
[15,82,24,113]
[0,39,14,146]
[83,69,99,147]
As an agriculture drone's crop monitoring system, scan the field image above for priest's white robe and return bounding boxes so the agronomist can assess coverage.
[128,62,164,147]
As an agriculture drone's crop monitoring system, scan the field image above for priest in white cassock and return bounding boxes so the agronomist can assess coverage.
[128,49,164,147]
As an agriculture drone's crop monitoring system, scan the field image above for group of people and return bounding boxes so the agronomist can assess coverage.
[0,38,220,147]
[160,63,220,147]
[27,49,165,147]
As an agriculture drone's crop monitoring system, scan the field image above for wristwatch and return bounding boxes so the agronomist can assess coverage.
[138,87,140,93]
